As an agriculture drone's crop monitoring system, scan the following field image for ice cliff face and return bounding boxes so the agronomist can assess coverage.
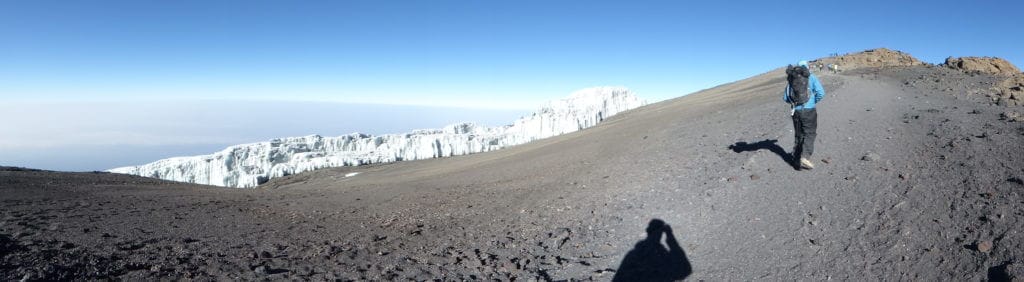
[108,86,645,188]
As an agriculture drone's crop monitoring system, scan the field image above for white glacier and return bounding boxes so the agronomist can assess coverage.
[108,86,646,188]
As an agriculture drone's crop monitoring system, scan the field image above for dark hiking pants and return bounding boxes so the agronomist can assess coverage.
[792,108,818,160]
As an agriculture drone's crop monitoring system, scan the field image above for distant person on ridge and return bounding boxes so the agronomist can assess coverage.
[784,60,826,170]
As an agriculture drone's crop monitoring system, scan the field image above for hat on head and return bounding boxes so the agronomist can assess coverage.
[798,60,809,68]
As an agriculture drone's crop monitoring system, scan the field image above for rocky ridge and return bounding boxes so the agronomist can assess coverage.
[815,49,1023,108]
[813,48,926,70]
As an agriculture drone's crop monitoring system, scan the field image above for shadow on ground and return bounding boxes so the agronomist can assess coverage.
[728,139,794,169]
[613,219,692,281]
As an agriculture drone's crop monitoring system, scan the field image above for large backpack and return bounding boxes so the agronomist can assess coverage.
[786,65,810,106]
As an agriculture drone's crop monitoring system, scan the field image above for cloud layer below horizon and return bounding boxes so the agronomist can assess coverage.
[1,100,527,171]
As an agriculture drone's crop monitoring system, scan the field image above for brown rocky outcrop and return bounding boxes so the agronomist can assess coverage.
[996,75,1024,107]
[812,48,925,70]
[942,56,1022,106]
[944,56,1022,76]
[999,74,1024,91]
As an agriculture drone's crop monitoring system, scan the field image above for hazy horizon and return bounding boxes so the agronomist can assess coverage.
[0,100,528,171]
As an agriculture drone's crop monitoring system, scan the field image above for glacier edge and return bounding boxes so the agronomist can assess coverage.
[108,86,646,188]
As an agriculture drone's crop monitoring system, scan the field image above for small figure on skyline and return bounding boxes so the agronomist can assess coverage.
[784,60,826,170]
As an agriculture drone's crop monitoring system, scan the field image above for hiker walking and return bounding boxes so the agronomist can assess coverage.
[784,60,826,170]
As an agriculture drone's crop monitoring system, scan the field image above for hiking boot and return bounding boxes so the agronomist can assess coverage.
[799,158,815,170]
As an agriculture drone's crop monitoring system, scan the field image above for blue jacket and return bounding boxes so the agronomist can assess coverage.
[783,73,825,110]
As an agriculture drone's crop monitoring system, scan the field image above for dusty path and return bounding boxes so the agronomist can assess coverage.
[2,65,1022,280]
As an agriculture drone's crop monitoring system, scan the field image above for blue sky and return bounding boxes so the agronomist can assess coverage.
[1,0,1022,170]
[3,1,1021,106]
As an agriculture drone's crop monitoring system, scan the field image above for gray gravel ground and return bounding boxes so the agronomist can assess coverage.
[2,64,1023,281]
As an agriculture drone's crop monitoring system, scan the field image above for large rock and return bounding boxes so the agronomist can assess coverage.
[944,56,1022,76]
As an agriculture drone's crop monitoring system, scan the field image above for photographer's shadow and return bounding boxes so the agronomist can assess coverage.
[728,139,794,167]
[613,219,692,282]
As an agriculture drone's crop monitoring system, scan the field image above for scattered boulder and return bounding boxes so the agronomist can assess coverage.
[997,97,1020,107]
[976,240,993,253]
[1001,111,1022,122]
[861,153,881,162]
[945,56,1021,76]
